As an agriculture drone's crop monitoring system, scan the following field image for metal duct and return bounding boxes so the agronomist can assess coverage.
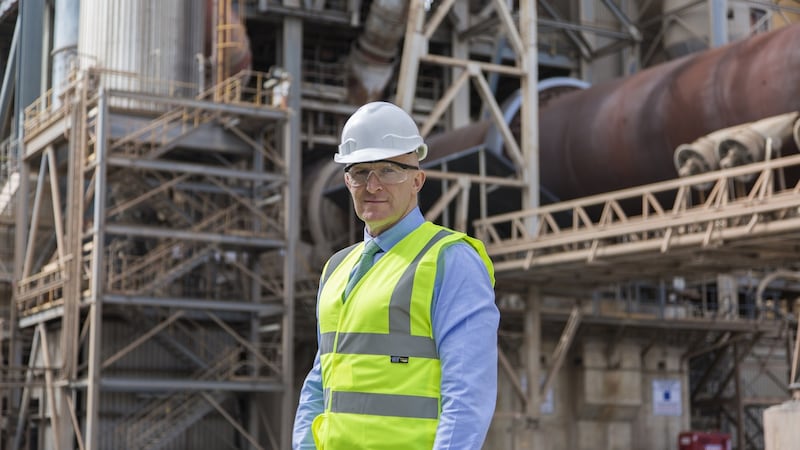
[717,112,799,170]
[538,23,800,201]
[673,124,748,179]
[671,112,799,188]
[347,0,408,104]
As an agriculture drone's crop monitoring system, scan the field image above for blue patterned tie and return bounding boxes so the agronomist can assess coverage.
[343,240,381,299]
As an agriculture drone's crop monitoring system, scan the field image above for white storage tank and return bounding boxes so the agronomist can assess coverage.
[77,0,204,100]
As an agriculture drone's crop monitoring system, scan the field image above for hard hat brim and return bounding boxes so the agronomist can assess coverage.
[334,145,427,164]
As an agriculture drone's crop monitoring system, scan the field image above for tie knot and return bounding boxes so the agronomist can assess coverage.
[362,240,381,258]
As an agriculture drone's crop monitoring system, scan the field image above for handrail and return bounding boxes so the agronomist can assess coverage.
[475,153,800,270]
[197,70,276,107]
[16,257,74,313]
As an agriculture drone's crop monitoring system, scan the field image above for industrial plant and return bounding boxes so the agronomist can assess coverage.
[0,0,798,449]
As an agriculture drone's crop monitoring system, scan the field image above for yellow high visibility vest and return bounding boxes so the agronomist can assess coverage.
[311,222,494,449]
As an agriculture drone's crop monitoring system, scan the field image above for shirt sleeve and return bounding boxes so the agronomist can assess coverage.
[292,351,323,450]
[432,241,499,450]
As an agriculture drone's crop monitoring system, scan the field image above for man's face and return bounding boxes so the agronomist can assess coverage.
[344,152,426,236]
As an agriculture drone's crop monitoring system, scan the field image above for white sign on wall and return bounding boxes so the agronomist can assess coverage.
[652,379,682,416]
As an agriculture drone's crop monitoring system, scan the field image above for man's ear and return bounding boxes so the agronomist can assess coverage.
[413,170,426,193]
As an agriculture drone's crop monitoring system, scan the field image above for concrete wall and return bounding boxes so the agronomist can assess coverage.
[486,338,691,450]
[635,345,690,450]
[577,340,642,421]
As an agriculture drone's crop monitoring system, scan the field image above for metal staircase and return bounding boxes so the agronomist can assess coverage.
[108,171,194,227]
[110,108,216,160]
[112,243,216,296]
[113,349,242,450]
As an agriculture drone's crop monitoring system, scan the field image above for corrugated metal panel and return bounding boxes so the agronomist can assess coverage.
[741,359,790,399]
[78,0,203,99]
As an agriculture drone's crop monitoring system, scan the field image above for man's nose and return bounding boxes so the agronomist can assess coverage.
[365,171,383,191]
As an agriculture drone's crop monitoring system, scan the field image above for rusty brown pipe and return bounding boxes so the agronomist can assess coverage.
[538,23,800,200]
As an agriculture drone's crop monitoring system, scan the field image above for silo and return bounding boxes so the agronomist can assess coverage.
[77,0,204,100]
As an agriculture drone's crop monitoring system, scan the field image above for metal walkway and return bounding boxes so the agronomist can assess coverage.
[477,153,800,292]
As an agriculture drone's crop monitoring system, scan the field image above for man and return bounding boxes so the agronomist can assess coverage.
[293,101,499,449]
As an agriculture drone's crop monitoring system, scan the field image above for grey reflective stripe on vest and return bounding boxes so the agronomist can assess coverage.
[320,332,437,358]
[320,332,337,355]
[323,387,331,410]
[389,229,452,334]
[330,391,439,419]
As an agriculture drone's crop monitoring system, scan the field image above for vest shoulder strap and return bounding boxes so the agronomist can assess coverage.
[320,242,360,291]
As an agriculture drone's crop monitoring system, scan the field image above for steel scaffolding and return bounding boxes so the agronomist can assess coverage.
[6,67,296,449]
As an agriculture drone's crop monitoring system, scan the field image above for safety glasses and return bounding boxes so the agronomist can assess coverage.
[344,161,419,187]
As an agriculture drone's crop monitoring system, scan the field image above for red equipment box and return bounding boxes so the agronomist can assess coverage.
[678,431,731,450]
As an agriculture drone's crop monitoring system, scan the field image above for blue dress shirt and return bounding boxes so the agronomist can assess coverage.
[292,207,499,449]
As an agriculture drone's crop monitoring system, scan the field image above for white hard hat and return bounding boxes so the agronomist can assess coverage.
[335,102,428,164]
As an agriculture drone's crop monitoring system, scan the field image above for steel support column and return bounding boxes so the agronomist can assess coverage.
[84,85,108,450]
[520,287,542,449]
[280,13,303,450]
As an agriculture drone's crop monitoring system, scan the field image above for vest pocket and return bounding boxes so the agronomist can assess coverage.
[311,412,328,449]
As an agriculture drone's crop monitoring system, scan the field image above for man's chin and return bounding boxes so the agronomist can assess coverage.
[359,205,388,218]
[360,212,387,224]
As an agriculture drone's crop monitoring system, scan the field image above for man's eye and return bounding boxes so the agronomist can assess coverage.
[380,167,397,175]
[352,169,369,177]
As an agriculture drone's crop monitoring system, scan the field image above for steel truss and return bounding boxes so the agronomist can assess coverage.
[476,153,800,288]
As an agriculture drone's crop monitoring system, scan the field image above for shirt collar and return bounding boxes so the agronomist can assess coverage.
[363,207,425,253]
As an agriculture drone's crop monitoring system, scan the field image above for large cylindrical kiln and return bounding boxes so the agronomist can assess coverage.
[538,23,800,201]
